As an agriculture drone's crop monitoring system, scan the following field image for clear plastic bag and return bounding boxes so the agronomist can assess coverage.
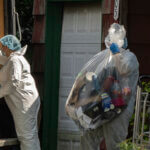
[65,24,139,130]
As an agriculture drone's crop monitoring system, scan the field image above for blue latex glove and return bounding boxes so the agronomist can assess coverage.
[110,43,120,54]
[122,37,128,49]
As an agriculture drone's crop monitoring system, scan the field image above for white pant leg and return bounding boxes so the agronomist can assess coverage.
[80,108,132,150]
[103,109,132,150]
[18,132,41,150]
[6,97,41,150]
[80,127,104,150]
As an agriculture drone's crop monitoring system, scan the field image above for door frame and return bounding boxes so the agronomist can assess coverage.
[0,0,4,38]
[43,1,103,150]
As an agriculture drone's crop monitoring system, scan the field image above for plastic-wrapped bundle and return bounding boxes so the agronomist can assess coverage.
[65,23,139,130]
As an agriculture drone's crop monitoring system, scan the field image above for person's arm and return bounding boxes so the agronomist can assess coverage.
[0,58,22,98]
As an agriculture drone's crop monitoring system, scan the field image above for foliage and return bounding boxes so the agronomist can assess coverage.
[15,0,34,63]
[119,139,147,150]
[15,0,34,46]
[128,81,150,141]
[142,81,150,93]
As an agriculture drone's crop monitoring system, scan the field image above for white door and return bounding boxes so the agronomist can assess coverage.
[58,3,102,150]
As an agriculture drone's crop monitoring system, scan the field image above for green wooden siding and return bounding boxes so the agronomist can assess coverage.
[42,2,63,150]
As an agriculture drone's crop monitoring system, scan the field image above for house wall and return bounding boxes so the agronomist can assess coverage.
[0,0,4,38]
[32,0,46,135]
[32,1,118,150]
[101,0,119,49]
[32,0,45,96]
[128,0,150,75]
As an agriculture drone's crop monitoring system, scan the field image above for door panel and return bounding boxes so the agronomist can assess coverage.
[58,2,102,150]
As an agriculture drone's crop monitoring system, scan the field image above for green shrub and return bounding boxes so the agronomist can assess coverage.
[119,139,146,150]
[142,81,150,93]
[127,81,150,149]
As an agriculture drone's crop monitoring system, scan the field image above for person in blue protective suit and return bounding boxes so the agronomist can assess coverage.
[80,23,139,150]
[0,35,41,150]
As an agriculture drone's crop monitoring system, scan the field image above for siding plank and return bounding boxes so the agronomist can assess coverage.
[32,16,45,44]
[32,44,45,73]
[33,0,45,15]
[0,0,4,38]
[102,0,112,14]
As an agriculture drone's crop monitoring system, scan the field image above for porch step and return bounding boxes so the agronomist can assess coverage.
[0,138,19,147]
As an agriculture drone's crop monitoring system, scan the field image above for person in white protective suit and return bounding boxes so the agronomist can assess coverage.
[80,24,139,150]
[0,35,41,150]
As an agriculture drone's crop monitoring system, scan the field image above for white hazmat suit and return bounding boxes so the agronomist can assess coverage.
[0,35,41,150]
[66,23,139,150]
[77,24,139,150]
[80,48,139,150]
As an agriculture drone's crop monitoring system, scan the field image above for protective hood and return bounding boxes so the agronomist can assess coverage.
[11,45,28,56]
[105,23,126,49]
[0,35,21,51]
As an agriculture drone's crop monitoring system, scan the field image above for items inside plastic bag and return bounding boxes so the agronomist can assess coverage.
[65,23,139,130]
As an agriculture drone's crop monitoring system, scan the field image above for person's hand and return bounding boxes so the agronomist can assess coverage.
[110,43,120,54]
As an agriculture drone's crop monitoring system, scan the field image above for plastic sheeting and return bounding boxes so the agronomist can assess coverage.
[65,23,139,131]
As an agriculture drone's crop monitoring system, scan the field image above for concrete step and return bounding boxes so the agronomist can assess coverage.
[0,138,19,147]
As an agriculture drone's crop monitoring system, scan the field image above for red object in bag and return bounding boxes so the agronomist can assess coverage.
[111,80,126,107]
[112,97,125,107]
[100,138,107,150]
[103,76,115,90]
